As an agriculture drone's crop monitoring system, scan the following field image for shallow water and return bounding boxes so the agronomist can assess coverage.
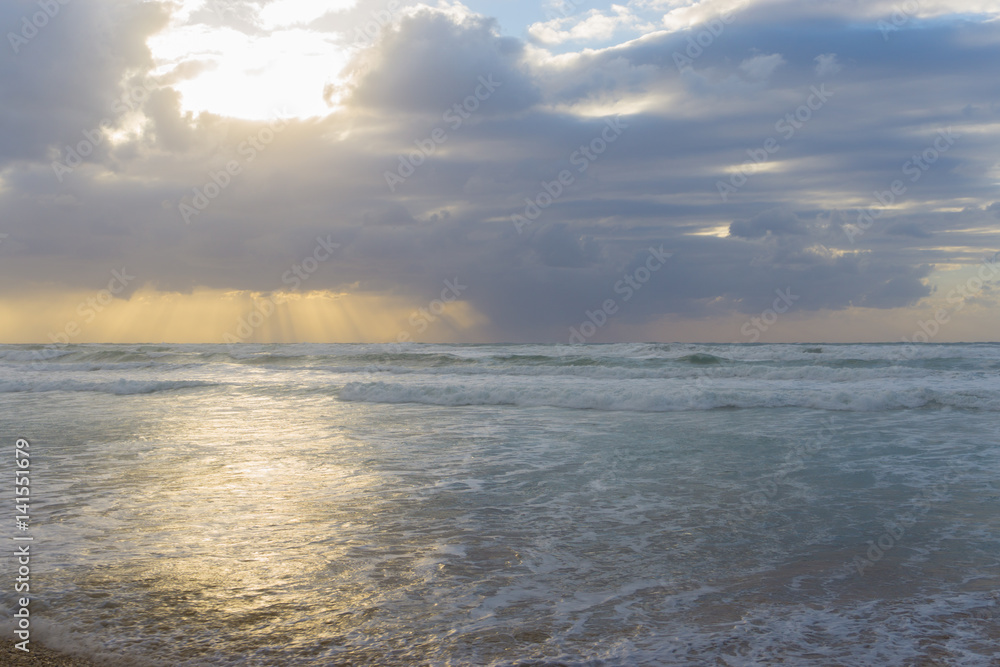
[2,343,999,665]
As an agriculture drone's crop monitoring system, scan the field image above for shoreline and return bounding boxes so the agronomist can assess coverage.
[0,641,102,667]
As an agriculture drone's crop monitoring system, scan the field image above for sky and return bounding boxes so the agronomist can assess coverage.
[1,0,999,344]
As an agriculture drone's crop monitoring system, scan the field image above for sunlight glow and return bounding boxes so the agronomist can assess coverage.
[688,224,732,237]
[0,288,488,344]
[258,0,357,29]
[147,15,353,120]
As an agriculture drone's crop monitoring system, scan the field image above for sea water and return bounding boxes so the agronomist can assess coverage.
[1,343,998,665]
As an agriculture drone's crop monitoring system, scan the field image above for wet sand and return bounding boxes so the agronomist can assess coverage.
[0,641,101,667]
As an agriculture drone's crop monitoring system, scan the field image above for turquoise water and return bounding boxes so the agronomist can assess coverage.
[2,343,999,665]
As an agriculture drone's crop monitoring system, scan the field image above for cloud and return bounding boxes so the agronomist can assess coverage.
[0,0,167,166]
[0,0,999,342]
[814,52,842,77]
[657,0,752,31]
[729,208,808,238]
[528,5,652,45]
[738,53,785,80]
[256,0,357,29]
[342,7,540,115]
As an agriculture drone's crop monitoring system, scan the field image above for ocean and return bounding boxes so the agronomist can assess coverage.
[2,342,999,665]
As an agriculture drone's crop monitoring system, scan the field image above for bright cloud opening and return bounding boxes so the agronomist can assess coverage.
[147,4,356,120]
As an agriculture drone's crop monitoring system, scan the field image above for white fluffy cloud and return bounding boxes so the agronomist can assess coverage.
[256,0,357,29]
[814,53,842,77]
[528,5,653,45]
[738,53,784,80]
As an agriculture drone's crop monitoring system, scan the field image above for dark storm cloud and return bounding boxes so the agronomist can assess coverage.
[0,1,167,165]
[1,0,998,340]
[729,209,809,239]
[343,8,540,115]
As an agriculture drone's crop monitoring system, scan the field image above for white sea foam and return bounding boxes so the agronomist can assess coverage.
[2,342,999,666]
[338,377,1000,411]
